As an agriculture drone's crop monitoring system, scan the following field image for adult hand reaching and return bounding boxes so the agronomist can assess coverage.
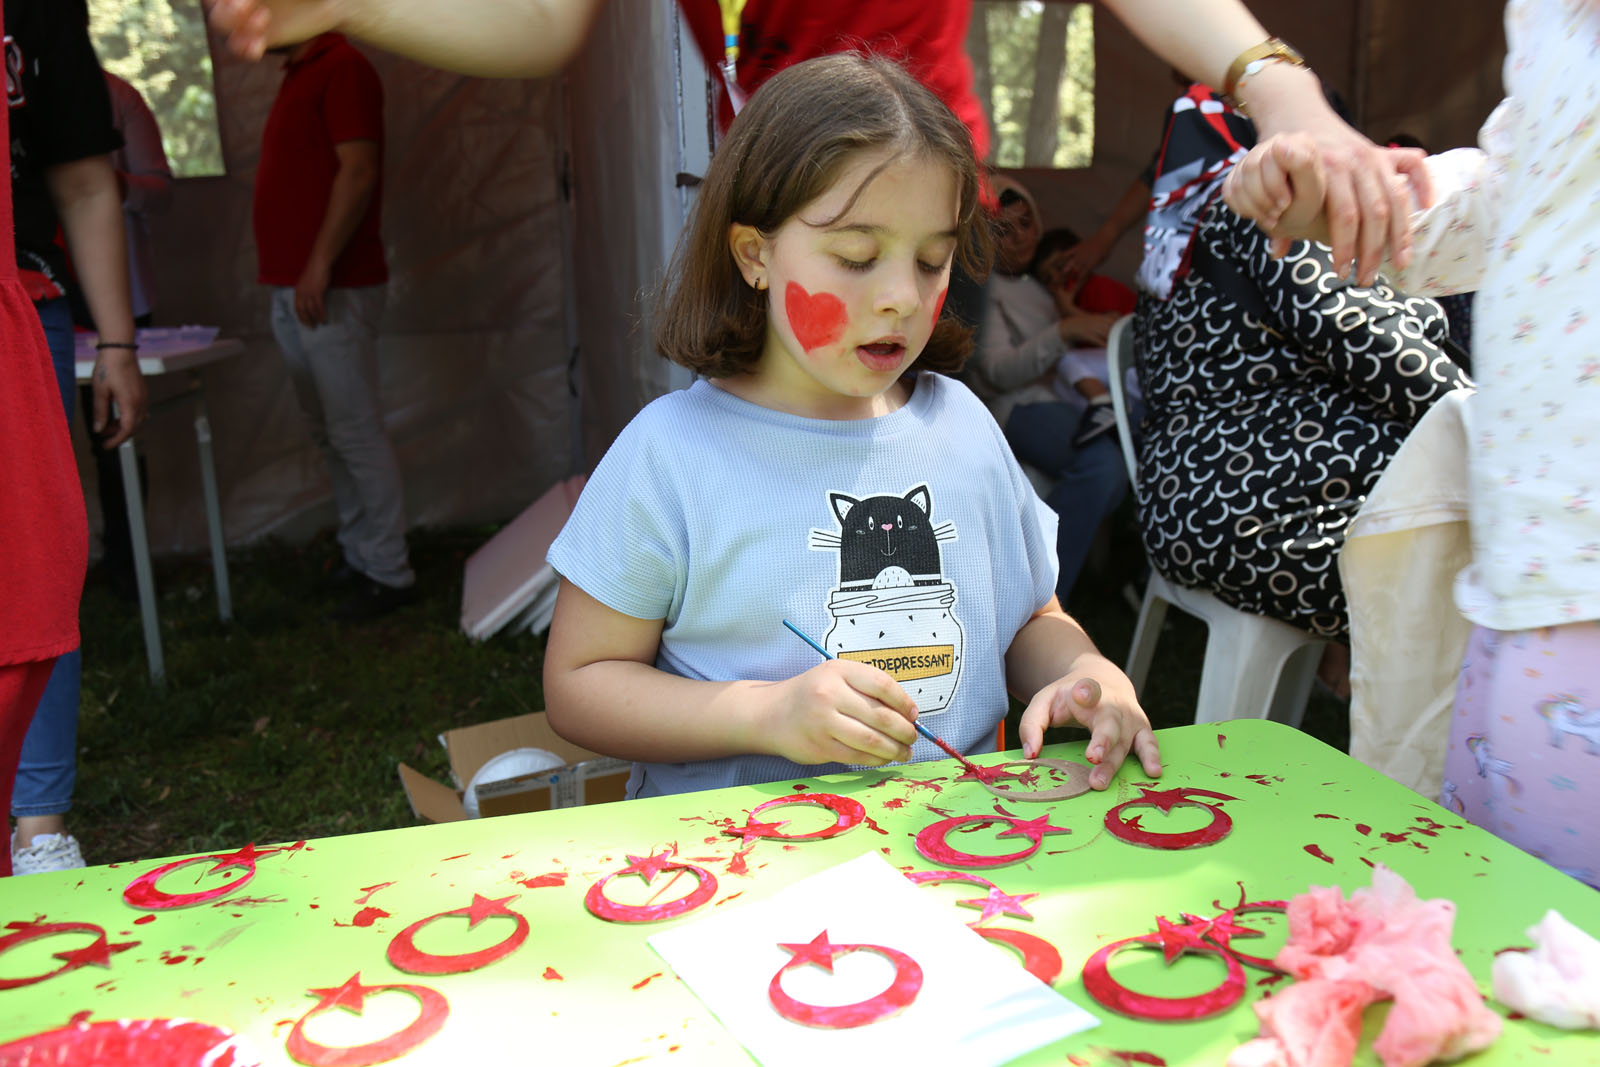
[91,348,148,450]
[204,0,339,60]
[1228,64,1431,283]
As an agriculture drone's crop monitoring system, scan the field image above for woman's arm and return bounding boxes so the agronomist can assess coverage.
[542,580,919,768]
[1009,599,1162,790]
[111,79,174,216]
[47,155,146,448]
[205,0,604,77]
[1099,0,1428,286]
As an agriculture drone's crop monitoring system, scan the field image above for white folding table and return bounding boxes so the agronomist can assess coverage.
[75,333,245,685]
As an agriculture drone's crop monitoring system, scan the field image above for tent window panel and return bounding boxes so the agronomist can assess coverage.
[969,0,1094,169]
[88,0,225,178]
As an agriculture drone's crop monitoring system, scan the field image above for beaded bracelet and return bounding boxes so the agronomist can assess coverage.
[94,341,139,350]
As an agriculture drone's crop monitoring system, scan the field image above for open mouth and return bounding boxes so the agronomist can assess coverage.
[856,341,906,371]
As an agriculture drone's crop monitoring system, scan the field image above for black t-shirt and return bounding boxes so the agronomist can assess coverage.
[4,0,121,301]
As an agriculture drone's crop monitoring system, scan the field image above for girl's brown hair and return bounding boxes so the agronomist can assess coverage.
[654,52,991,379]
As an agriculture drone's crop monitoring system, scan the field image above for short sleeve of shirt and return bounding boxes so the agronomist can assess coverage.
[320,48,384,146]
[27,6,120,166]
[547,407,687,622]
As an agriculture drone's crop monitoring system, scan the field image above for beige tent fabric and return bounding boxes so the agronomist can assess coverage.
[1341,389,1475,799]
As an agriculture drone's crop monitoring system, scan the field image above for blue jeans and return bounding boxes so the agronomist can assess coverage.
[1004,400,1128,604]
[14,299,82,818]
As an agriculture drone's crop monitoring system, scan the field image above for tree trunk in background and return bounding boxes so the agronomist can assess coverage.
[968,2,995,160]
[1024,2,1069,165]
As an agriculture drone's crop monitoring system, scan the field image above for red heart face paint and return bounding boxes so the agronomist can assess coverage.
[785,283,849,352]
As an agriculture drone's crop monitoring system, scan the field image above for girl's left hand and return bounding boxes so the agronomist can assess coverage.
[1015,655,1162,790]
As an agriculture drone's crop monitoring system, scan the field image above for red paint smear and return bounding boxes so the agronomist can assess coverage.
[882,797,907,809]
[517,872,567,889]
[68,1011,92,1026]
[1257,973,1287,987]
[1216,732,1227,749]
[334,906,390,928]
[726,848,754,876]
[1313,813,1340,820]
[1304,844,1335,864]
[716,891,746,907]
[1068,1058,1090,1067]
[1355,824,1372,835]
[159,952,189,966]
[861,815,889,836]
[784,283,848,352]
[308,904,320,909]
[0,1019,250,1064]
[1359,856,1376,868]
[440,853,470,862]
[1217,772,1233,778]
[1108,1053,1168,1066]
[669,1045,681,1053]
[543,967,564,980]
[791,783,809,791]
[1507,1011,1525,1020]
[354,882,394,905]
[632,972,664,990]
[132,915,156,926]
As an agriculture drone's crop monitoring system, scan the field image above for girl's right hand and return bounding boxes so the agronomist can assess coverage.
[760,660,919,767]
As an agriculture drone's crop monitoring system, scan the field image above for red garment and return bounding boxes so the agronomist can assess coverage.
[253,34,387,288]
[678,0,989,162]
[1077,274,1137,317]
[0,5,85,668]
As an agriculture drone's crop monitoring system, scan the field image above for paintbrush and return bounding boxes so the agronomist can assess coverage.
[781,619,988,779]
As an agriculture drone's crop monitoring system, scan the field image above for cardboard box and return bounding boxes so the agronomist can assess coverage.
[397,711,630,822]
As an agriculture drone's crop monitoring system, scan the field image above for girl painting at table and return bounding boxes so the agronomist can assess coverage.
[543,53,1162,800]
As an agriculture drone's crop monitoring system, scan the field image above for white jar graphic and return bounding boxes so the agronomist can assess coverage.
[822,580,964,714]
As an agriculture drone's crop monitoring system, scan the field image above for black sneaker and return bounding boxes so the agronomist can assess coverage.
[316,559,365,594]
[1072,397,1119,449]
[328,576,418,623]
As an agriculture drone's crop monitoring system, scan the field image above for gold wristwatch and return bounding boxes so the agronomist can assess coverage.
[1221,37,1308,113]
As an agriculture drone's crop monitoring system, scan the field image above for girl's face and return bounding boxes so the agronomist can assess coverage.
[729,149,960,419]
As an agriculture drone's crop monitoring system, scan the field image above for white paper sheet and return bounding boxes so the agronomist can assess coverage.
[649,851,1097,1066]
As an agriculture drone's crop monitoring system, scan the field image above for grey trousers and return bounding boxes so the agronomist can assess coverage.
[270,285,413,588]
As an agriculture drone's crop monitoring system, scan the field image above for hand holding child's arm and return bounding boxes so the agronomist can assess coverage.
[1008,602,1162,790]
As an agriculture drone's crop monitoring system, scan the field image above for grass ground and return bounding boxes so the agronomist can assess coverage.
[66,511,1348,867]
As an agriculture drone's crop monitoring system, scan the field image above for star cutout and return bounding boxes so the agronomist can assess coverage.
[721,819,789,843]
[776,931,846,972]
[1151,915,1213,964]
[207,843,269,872]
[995,814,1071,841]
[1187,909,1261,951]
[461,893,519,928]
[620,851,679,883]
[52,936,138,969]
[954,763,1024,785]
[305,973,378,1015]
[957,887,1038,924]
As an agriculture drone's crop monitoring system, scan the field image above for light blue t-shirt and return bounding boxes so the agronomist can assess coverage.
[547,371,1059,798]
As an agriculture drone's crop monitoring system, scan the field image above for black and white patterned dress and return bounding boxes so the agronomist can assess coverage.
[1132,201,1473,637]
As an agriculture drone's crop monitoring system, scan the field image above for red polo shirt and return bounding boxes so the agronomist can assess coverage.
[253,34,387,288]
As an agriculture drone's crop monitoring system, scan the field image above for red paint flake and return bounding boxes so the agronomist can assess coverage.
[1381,832,1408,843]
[1257,973,1286,987]
[782,844,798,851]
[1243,774,1283,786]
[1355,824,1372,836]
[882,797,907,809]
[1313,813,1340,820]
[440,853,470,862]
[669,1045,681,1053]
[1216,733,1227,749]
[543,967,564,981]
[517,872,567,889]
[861,815,889,836]
[726,848,754,876]
[308,903,320,909]
[334,906,391,928]
[272,1018,297,1036]
[1304,844,1335,864]
[632,972,664,990]
[791,783,809,791]
[1068,1058,1090,1067]
[1507,1011,1525,1020]
[354,882,395,905]
[716,892,745,907]
[69,1011,92,1026]
[133,915,156,926]
[160,952,189,966]
[1108,1053,1168,1066]
[1359,856,1376,868]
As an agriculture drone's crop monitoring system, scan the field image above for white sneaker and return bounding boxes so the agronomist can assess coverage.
[11,832,86,875]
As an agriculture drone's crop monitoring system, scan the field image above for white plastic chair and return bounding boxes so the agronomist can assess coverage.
[1105,315,1324,727]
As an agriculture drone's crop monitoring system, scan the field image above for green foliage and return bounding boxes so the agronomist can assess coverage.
[88,0,223,178]
[970,1,1095,169]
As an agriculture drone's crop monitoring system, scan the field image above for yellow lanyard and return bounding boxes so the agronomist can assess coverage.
[715,0,750,113]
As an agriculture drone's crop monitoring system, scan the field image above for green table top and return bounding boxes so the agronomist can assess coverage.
[2,719,1596,1065]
